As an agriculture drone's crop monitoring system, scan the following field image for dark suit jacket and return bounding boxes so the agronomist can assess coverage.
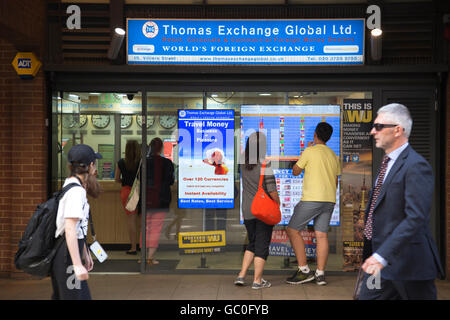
[364,145,443,281]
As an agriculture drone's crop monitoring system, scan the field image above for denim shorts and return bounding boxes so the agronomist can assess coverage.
[288,201,335,233]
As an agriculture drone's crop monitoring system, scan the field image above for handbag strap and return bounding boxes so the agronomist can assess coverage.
[135,159,142,180]
[258,160,267,188]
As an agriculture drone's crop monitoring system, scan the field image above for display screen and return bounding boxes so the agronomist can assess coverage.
[178,109,235,208]
[240,105,341,226]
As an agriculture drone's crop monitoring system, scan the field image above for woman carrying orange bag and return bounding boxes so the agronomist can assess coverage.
[235,131,280,290]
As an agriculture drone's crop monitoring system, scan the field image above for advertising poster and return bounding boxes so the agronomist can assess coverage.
[98,144,115,179]
[127,19,364,65]
[341,99,373,271]
[178,109,235,208]
[240,105,340,226]
[178,231,226,255]
[269,230,316,260]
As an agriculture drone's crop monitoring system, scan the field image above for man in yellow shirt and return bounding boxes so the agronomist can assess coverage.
[286,122,340,286]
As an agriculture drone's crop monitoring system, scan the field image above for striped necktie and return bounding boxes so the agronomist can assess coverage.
[364,155,391,240]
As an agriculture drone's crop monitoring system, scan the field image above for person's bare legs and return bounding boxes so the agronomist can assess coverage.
[127,214,137,252]
[146,247,159,264]
[287,227,307,267]
[238,250,254,278]
[253,257,266,284]
[315,231,329,272]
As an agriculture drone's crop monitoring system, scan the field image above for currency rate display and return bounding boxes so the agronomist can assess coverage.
[240,105,340,225]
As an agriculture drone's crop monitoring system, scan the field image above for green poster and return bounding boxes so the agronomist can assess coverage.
[98,144,115,179]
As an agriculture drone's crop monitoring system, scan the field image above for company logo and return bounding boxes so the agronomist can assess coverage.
[142,21,159,38]
[179,110,186,117]
[17,58,32,68]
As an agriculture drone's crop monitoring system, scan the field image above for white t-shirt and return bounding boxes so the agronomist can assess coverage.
[55,177,90,239]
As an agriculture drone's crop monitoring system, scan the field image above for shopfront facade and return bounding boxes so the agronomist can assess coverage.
[1,1,449,278]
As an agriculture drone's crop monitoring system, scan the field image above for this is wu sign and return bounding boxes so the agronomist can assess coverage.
[11,52,42,79]
[127,19,365,65]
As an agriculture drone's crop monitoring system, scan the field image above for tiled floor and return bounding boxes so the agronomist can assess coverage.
[0,274,449,300]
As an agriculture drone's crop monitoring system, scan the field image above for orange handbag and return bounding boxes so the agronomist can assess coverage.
[251,160,281,225]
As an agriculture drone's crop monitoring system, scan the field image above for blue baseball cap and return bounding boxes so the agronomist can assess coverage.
[68,144,102,166]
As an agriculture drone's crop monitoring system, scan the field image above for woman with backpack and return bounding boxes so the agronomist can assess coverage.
[51,144,102,300]
[115,140,141,255]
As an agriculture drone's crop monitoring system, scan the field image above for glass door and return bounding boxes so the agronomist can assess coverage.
[51,91,83,191]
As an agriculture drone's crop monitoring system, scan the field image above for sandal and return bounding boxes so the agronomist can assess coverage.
[137,259,160,265]
[126,250,137,255]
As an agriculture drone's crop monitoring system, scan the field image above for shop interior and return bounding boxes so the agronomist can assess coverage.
[51,90,372,274]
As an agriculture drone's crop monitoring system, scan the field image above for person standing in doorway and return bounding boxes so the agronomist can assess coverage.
[358,103,443,300]
[51,144,102,300]
[115,140,141,255]
[286,122,340,286]
[235,131,280,290]
[142,137,174,265]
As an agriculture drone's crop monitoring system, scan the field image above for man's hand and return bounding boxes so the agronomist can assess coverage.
[361,255,384,275]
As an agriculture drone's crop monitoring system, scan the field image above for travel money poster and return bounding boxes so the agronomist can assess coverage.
[341,99,373,271]
[178,109,235,209]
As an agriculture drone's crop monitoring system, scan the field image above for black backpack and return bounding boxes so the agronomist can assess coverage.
[14,183,80,278]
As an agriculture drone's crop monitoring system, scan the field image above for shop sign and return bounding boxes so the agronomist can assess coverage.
[11,52,42,79]
[178,230,226,255]
[127,19,364,65]
[178,109,235,209]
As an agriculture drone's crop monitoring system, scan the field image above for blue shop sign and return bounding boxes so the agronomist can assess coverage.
[127,19,365,65]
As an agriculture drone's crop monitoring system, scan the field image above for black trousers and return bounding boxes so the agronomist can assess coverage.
[358,272,437,300]
[50,237,92,300]
[244,219,273,260]
[360,237,436,300]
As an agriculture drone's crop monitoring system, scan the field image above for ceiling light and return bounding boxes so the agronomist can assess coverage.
[108,27,126,60]
[371,28,382,37]
[259,93,272,96]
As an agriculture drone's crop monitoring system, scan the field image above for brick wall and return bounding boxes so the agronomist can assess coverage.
[0,0,46,278]
[0,39,47,278]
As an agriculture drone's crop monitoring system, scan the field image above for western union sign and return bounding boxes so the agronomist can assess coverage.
[178,230,226,254]
[12,52,42,79]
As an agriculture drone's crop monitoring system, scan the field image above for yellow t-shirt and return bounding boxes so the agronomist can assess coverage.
[295,144,341,203]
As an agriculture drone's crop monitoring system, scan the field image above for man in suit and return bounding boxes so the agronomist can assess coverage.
[359,103,443,300]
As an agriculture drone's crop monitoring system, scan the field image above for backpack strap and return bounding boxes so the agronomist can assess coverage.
[55,182,82,201]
